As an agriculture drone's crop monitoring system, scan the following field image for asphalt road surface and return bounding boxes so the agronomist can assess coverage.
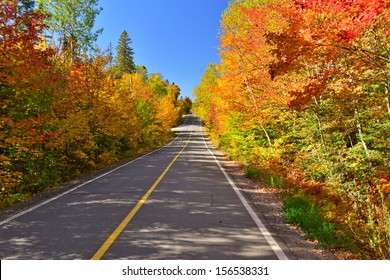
[0,115,289,260]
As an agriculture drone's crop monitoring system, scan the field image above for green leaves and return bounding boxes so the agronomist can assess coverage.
[37,0,103,58]
[1,1,185,209]
[283,196,344,248]
[195,0,390,258]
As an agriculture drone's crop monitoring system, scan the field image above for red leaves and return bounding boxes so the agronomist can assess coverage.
[293,0,390,43]
[240,0,390,111]
[195,0,390,258]
[289,81,324,110]
[1,1,183,203]
[0,1,54,92]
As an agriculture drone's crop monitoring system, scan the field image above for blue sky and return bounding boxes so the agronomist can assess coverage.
[95,0,230,99]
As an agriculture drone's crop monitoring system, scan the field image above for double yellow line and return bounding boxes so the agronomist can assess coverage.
[91,126,193,260]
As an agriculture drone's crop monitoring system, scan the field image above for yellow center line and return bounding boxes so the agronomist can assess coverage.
[91,123,194,260]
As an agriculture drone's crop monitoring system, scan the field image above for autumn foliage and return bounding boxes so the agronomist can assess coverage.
[194,0,390,258]
[1,2,185,207]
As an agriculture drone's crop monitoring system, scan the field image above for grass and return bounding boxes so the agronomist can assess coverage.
[244,165,284,188]
[0,192,30,210]
[282,195,345,248]
[243,164,361,256]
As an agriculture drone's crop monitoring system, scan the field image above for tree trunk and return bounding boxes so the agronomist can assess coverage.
[313,97,327,154]
[385,81,390,117]
[314,112,327,154]
[355,107,369,156]
[260,123,272,147]
[244,74,272,146]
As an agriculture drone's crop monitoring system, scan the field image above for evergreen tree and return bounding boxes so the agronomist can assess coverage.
[114,31,135,77]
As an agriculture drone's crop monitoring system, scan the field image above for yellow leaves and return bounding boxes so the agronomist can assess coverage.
[0,155,12,168]
[74,150,89,160]
[34,35,48,51]
[55,112,92,144]
[119,73,133,89]
[155,96,178,131]
[1,1,183,205]
[193,0,390,259]
[0,169,23,191]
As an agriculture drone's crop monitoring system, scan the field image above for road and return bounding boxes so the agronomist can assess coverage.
[0,115,289,260]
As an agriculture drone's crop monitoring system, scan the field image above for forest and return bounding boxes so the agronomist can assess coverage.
[194,0,390,259]
[0,1,191,208]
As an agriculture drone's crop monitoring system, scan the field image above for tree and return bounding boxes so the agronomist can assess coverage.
[178,96,192,115]
[193,64,221,131]
[147,73,168,96]
[194,0,390,258]
[11,0,36,13]
[0,0,57,194]
[113,31,136,77]
[36,0,103,59]
[0,0,183,210]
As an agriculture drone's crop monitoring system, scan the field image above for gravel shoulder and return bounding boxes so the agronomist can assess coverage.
[218,151,337,260]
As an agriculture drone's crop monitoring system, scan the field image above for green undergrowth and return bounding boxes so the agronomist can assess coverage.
[0,193,30,210]
[0,137,174,211]
[244,166,284,188]
[282,195,345,248]
[244,165,356,254]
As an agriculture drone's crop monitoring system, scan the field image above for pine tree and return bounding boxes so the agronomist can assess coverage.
[114,31,135,78]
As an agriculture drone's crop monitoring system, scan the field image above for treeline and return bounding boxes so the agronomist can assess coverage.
[194,0,389,258]
[0,1,191,207]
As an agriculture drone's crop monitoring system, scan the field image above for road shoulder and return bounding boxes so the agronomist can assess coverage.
[0,146,168,223]
[210,146,336,260]
[1,131,336,260]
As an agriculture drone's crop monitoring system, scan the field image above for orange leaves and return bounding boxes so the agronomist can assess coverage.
[0,1,183,206]
[375,177,390,207]
[195,0,390,258]
[378,178,390,193]
[0,2,53,87]
[292,0,390,44]
[289,77,328,110]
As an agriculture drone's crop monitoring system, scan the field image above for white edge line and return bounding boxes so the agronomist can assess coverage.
[201,131,289,260]
[0,132,185,226]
